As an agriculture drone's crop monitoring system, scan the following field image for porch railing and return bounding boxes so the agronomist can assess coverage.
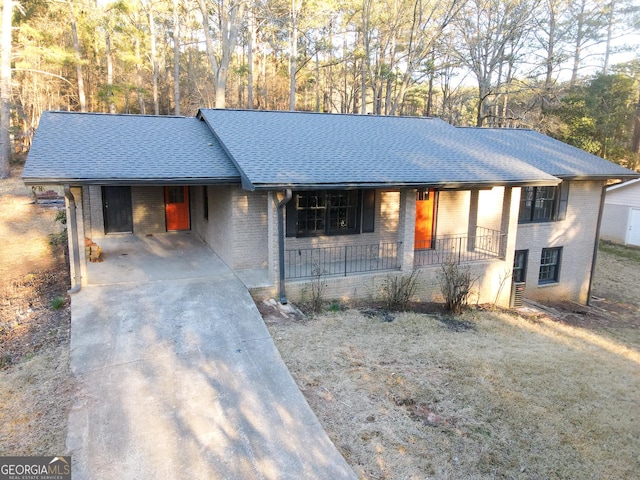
[414,227,506,267]
[285,242,402,279]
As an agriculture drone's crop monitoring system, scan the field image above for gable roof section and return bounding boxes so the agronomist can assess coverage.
[22,111,239,185]
[198,109,559,190]
[606,178,640,192]
[456,127,639,180]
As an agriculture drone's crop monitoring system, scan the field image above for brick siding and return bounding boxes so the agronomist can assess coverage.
[131,186,165,234]
[515,180,603,304]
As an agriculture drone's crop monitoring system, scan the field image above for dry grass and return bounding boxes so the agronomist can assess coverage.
[267,246,640,479]
[0,165,72,455]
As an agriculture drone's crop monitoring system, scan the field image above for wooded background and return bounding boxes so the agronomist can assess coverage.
[1,0,639,178]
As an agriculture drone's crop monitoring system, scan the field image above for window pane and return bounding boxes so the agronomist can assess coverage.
[168,186,184,203]
[518,187,534,223]
[328,191,358,233]
[539,247,561,284]
[533,186,556,221]
[296,191,326,234]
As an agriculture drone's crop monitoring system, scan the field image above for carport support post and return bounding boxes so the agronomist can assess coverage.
[587,183,607,306]
[64,184,82,293]
[277,189,292,304]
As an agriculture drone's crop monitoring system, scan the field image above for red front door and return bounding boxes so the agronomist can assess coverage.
[165,186,190,231]
[414,189,435,249]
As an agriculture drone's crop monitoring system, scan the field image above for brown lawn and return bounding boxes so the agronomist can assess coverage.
[264,245,640,479]
[0,165,72,455]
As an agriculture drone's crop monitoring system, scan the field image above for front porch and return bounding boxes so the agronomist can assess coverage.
[283,227,506,280]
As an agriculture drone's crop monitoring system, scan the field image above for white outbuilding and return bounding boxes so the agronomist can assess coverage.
[601,178,640,246]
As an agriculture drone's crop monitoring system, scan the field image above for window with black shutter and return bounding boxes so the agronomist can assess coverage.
[286,189,375,237]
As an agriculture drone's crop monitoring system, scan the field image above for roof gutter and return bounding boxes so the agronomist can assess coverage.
[249,179,561,191]
[64,185,82,294]
[277,189,293,304]
[22,177,241,186]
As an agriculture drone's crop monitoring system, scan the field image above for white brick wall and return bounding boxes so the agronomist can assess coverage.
[193,185,269,271]
[515,180,604,304]
[232,189,269,270]
[193,185,235,267]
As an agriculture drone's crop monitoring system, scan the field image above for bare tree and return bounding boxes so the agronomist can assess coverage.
[453,0,537,126]
[198,0,244,108]
[67,0,86,112]
[173,0,180,114]
[0,0,11,177]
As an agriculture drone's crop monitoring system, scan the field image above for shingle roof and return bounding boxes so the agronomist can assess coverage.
[22,111,239,184]
[456,127,638,180]
[198,109,559,190]
[24,109,638,189]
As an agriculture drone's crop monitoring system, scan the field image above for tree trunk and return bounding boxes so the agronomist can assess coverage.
[135,24,145,114]
[289,0,298,111]
[0,0,12,178]
[147,0,159,115]
[603,0,616,74]
[173,0,180,115]
[68,0,86,112]
[198,0,219,105]
[570,0,586,86]
[632,93,640,168]
[106,30,116,113]
[247,8,255,109]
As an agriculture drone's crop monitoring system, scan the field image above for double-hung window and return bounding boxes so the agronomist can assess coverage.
[519,182,569,224]
[538,247,562,284]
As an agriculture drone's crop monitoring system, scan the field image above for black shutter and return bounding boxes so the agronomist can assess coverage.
[361,189,375,233]
[286,194,297,237]
[554,181,569,221]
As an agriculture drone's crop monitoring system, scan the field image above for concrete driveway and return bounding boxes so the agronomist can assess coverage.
[67,233,356,479]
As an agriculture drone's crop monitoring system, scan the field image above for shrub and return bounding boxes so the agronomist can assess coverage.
[310,261,326,313]
[381,270,419,311]
[437,259,478,314]
[50,296,65,310]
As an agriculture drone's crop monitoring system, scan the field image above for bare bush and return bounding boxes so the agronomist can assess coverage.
[381,270,419,311]
[310,261,326,313]
[438,259,478,314]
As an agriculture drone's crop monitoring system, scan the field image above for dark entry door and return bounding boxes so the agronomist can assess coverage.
[103,186,133,233]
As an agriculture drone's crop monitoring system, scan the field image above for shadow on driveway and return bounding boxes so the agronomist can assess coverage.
[68,234,356,479]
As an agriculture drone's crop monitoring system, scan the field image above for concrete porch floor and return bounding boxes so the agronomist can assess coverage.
[86,232,271,289]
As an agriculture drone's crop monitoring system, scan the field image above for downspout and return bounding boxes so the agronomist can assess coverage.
[64,185,82,294]
[587,184,607,306]
[277,189,292,304]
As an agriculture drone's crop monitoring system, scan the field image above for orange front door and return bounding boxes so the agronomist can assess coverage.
[165,186,190,231]
[414,189,435,249]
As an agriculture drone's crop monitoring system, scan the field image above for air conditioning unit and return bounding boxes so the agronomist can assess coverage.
[510,281,526,308]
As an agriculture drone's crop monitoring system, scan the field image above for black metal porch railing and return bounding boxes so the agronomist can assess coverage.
[414,227,506,267]
[285,242,402,279]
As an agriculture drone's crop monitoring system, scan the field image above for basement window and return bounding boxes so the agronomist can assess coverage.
[538,247,562,285]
